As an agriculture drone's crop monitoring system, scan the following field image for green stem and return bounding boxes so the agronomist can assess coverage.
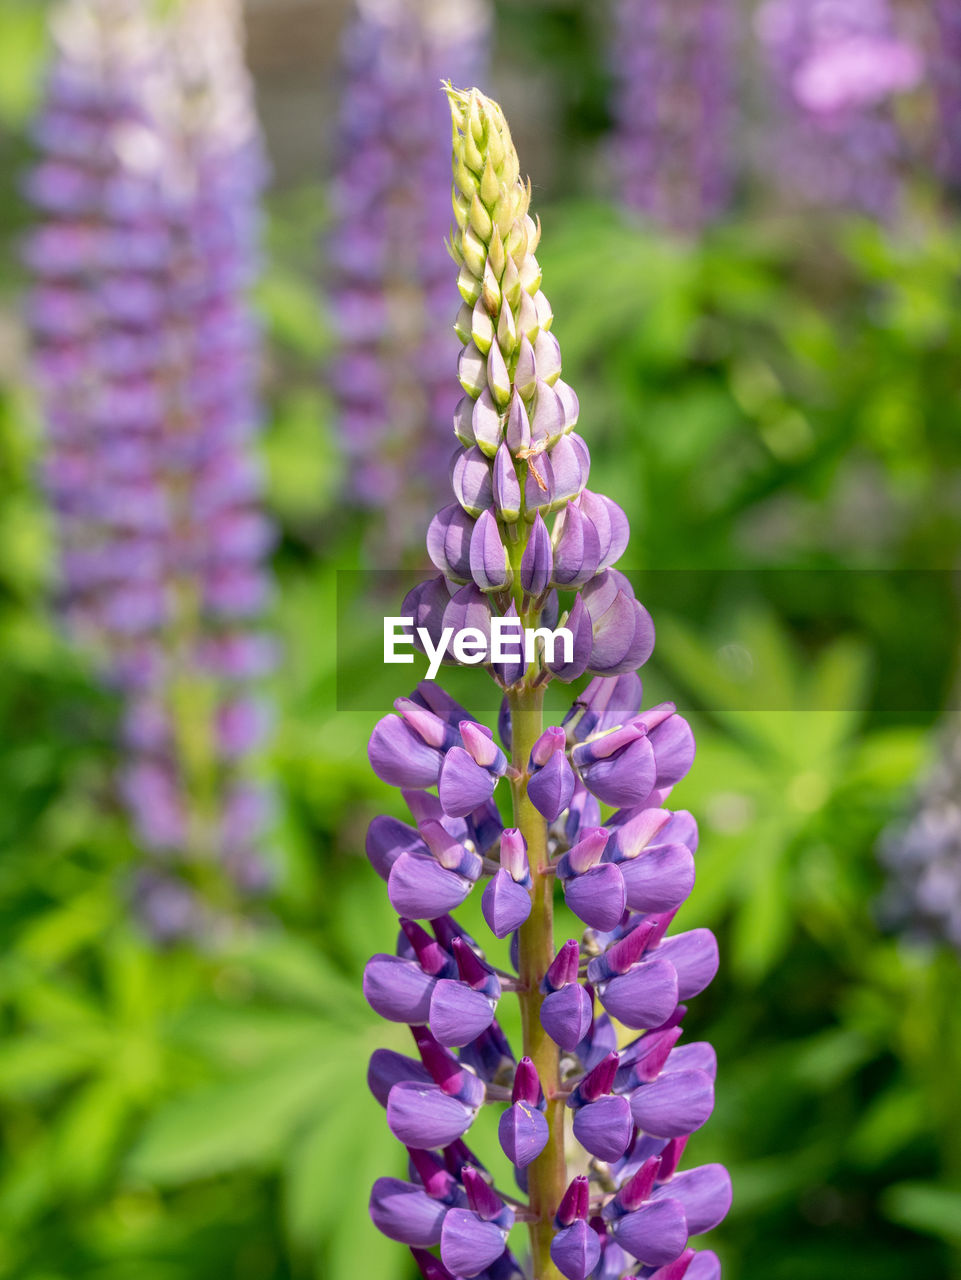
[509,681,565,1280]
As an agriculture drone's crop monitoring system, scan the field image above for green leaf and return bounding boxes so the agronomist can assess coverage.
[882,1182,961,1244]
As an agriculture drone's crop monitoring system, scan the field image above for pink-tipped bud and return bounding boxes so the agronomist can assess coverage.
[545,938,580,991]
[400,918,450,977]
[616,1156,661,1212]
[578,1050,619,1103]
[463,1166,503,1221]
[530,724,566,768]
[566,827,610,874]
[500,827,529,881]
[556,1175,591,1226]
[459,720,499,769]
[511,1056,543,1106]
[453,935,493,990]
[657,1135,689,1183]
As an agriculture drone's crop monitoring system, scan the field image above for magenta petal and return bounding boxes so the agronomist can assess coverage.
[550,1219,602,1280]
[367,1048,432,1106]
[540,983,594,1050]
[649,715,696,788]
[363,954,435,1023]
[620,843,696,913]
[439,747,497,818]
[630,1069,715,1139]
[528,750,576,820]
[655,930,719,999]
[572,1094,634,1161]
[388,852,473,920]
[440,1209,507,1277]
[599,957,679,1030]
[369,1177,447,1246]
[611,1197,689,1266]
[482,868,532,938]
[498,1100,549,1169]
[368,715,443,788]
[430,978,496,1047]
[579,736,657,807]
[564,863,627,931]
[653,1165,732,1236]
[387,1080,475,1148]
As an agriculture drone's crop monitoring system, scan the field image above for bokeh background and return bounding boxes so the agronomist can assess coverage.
[1,0,961,1277]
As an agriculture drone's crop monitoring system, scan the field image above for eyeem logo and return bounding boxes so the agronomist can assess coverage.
[384,616,574,680]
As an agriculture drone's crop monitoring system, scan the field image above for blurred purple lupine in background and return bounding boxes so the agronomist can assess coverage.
[364,86,729,1280]
[878,718,961,953]
[756,0,922,216]
[933,0,961,193]
[610,0,736,233]
[328,0,490,553]
[26,0,276,943]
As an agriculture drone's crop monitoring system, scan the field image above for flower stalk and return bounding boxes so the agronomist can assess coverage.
[364,85,730,1280]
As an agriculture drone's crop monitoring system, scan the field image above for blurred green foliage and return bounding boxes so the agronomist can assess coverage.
[1,3,961,1279]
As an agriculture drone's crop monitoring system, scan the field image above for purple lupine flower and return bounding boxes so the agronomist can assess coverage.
[329,0,490,551]
[27,0,275,942]
[933,2,961,192]
[609,0,736,233]
[877,718,961,953]
[363,86,729,1278]
[756,0,923,217]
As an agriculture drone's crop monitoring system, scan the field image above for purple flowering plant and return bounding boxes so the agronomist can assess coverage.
[26,0,275,941]
[364,86,730,1280]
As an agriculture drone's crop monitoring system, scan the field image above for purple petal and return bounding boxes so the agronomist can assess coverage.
[620,844,696,913]
[540,983,594,1050]
[652,1165,732,1236]
[611,1198,689,1266]
[654,931,719,1000]
[369,716,443,788]
[572,1094,634,1161]
[388,852,473,920]
[579,737,657,808]
[369,1177,447,1246]
[439,747,497,819]
[564,863,627,931]
[550,1220,602,1280]
[599,958,679,1030]
[430,979,496,1048]
[366,815,425,880]
[528,751,576,821]
[493,443,522,522]
[552,502,602,588]
[498,1100,549,1169]
[547,595,593,682]
[363,954,435,1023]
[470,510,510,591]
[579,491,630,569]
[387,1081,476,1149]
[649,716,696,789]
[453,446,494,517]
[428,504,475,580]
[521,513,553,597]
[630,1069,715,1139]
[440,1209,507,1277]
[367,1048,432,1107]
[586,587,639,671]
[482,869,532,938]
[667,1043,717,1080]
[685,1251,721,1280]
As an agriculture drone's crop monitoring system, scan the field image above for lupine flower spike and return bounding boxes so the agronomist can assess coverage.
[610,0,735,233]
[329,0,490,552]
[878,715,961,952]
[27,0,275,941]
[756,0,922,217]
[365,86,730,1278]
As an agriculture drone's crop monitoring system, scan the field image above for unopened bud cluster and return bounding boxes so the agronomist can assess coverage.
[26,0,275,941]
[365,87,730,1280]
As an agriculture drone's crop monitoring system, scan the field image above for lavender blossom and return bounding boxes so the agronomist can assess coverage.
[933,2,961,192]
[329,0,489,550]
[756,0,923,217]
[878,718,961,953]
[27,0,275,941]
[610,0,736,233]
[364,87,729,1279]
